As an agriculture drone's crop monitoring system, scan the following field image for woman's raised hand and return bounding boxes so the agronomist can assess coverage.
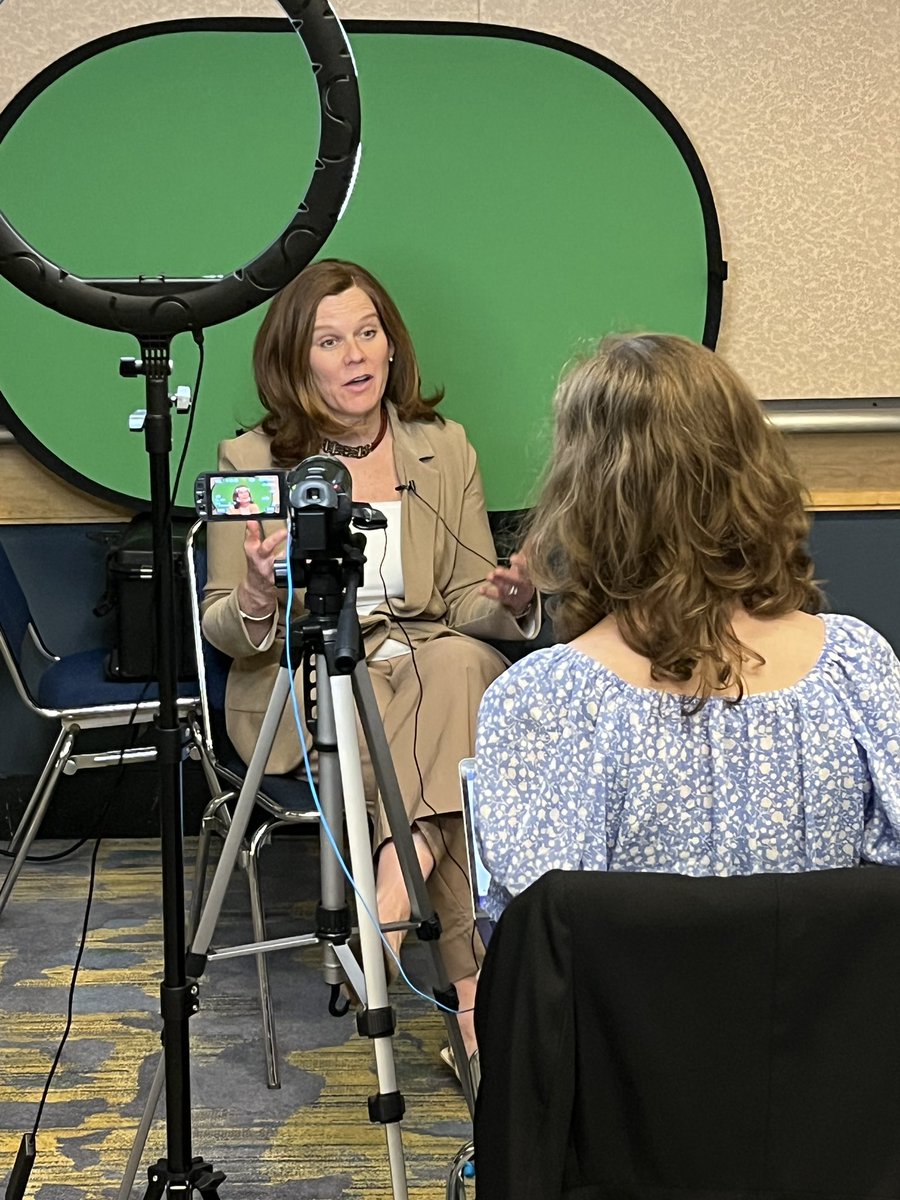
[237,519,288,619]
[480,551,536,618]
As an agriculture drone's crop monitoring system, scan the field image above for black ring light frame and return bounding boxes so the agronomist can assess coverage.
[0,5,360,1197]
[0,7,360,335]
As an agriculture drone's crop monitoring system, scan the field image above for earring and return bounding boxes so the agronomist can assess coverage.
[389,354,394,362]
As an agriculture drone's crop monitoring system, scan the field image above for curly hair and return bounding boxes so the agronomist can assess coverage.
[252,259,443,466]
[524,333,823,706]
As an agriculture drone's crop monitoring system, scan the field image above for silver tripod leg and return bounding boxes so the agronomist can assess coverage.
[314,662,357,999]
[192,668,297,956]
[352,660,478,1115]
[328,671,408,1200]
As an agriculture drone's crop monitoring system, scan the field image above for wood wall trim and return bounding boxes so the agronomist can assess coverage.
[0,443,132,524]
[3,431,900,524]
[785,432,900,512]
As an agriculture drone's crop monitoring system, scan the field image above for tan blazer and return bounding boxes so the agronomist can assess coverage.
[201,403,535,772]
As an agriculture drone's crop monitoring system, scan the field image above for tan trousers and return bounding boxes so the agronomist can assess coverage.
[359,634,508,983]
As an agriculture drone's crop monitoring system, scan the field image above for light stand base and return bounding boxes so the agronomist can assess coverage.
[145,1156,226,1199]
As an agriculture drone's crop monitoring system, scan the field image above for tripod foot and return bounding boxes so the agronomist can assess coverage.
[329,981,352,1017]
[144,1156,226,1198]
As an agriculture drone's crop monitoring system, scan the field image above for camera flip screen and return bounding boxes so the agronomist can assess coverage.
[195,472,286,520]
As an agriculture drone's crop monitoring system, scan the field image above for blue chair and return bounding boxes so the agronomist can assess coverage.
[185,522,318,1089]
[0,537,201,916]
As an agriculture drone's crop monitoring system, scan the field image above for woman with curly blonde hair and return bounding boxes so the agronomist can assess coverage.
[475,333,900,917]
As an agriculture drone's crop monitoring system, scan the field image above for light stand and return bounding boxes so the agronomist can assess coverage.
[0,6,360,1195]
[123,338,222,1196]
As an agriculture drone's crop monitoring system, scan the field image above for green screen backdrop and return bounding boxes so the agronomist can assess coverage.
[0,19,724,511]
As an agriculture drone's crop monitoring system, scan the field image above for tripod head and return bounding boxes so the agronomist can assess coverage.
[275,455,387,673]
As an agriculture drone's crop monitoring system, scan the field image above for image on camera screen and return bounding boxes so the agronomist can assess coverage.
[211,474,282,517]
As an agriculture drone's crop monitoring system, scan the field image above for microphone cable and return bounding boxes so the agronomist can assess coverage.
[5,681,152,1200]
[169,328,205,519]
[394,479,499,571]
[373,477,525,981]
[372,584,482,986]
[390,477,534,968]
[6,835,102,1200]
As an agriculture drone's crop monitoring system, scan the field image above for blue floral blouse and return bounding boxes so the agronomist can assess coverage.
[474,614,900,920]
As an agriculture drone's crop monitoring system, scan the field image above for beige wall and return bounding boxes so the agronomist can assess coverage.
[1,0,897,514]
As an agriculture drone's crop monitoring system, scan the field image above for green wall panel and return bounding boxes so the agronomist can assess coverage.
[0,20,722,511]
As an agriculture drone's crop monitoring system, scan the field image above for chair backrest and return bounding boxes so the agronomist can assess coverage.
[0,538,51,710]
[474,867,900,1200]
[185,521,233,758]
[0,541,34,658]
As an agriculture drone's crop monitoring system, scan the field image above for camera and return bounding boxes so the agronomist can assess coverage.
[195,457,385,562]
[286,456,354,556]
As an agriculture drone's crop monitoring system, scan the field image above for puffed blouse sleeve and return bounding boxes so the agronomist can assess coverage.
[474,646,600,917]
[826,615,900,865]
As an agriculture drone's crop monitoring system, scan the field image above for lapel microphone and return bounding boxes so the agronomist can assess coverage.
[394,477,496,570]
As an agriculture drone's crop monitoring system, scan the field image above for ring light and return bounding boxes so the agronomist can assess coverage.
[0,8,361,1196]
[0,2,360,335]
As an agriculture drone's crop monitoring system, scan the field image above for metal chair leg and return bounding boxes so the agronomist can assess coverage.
[188,824,214,943]
[6,726,69,854]
[0,728,74,917]
[197,752,225,801]
[246,820,280,1089]
[446,1141,475,1200]
[187,793,234,941]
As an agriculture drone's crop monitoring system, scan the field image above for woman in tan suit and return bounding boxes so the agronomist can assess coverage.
[202,259,537,1058]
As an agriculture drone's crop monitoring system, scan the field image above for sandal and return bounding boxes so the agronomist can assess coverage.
[440,1045,458,1079]
[440,1045,481,1090]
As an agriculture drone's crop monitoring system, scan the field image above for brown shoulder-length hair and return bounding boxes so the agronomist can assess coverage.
[253,259,444,465]
[524,333,823,707]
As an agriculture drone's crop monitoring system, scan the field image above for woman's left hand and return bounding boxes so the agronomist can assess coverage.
[480,551,536,617]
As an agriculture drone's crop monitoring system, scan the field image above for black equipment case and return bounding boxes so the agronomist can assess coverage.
[101,515,197,682]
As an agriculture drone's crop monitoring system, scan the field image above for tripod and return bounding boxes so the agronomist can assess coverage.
[120,530,476,1199]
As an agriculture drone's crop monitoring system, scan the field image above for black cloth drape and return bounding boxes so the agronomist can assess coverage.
[474,867,900,1200]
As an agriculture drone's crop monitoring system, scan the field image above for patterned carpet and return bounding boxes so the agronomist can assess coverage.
[0,836,471,1198]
